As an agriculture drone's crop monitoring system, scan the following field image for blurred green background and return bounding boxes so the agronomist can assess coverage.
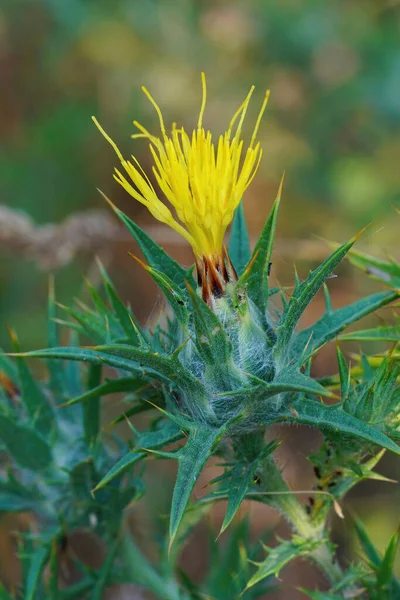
[1,0,400,349]
[1,1,400,594]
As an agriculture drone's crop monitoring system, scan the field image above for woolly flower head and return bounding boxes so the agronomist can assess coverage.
[93,74,269,262]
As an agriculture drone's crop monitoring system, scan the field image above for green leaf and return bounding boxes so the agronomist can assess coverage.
[347,247,400,290]
[89,539,119,600]
[354,517,381,567]
[229,201,251,276]
[107,201,192,288]
[220,441,279,534]
[47,278,65,399]
[94,421,183,491]
[275,233,360,360]
[170,424,225,547]
[24,544,52,600]
[274,398,400,455]
[141,260,189,325]
[291,291,398,364]
[11,334,54,435]
[187,285,232,366]
[123,535,180,600]
[0,582,13,600]
[84,363,102,446]
[0,415,53,470]
[339,325,400,342]
[98,261,144,345]
[235,181,282,312]
[0,475,43,512]
[376,528,400,589]
[246,536,324,589]
[64,376,146,407]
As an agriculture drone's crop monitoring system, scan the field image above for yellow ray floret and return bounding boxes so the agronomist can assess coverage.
[93,73,269,259]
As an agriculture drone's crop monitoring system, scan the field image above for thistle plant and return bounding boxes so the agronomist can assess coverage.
[2,75,400,598]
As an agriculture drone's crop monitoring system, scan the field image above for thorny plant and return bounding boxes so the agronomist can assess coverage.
[1,74,400,599]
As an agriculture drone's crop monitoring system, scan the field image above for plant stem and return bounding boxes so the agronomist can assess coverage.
[236,433,343,585]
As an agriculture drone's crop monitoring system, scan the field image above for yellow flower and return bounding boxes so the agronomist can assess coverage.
[93,73,269,261]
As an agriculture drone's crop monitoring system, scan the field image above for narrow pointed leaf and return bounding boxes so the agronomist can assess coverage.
[275,234,359,360]
[229,201,251,276]
[376,528,400,589]
[347,247,400,290]
[274,398,400,455]
[109,202,193,288]
[246,537,324,589]
[64,376,146,407]
[84,363,102,446]
[94,421,183,491]
[11,336,54,434]
[170,425,223,546]
[187,286,231,365]
[141,260,189,325]
[339,325,400,342]
[291,290,398,364]
[99,262,143,344]
[235,181,282,312]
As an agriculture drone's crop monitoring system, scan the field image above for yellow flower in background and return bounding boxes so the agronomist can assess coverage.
[93,73,269,261]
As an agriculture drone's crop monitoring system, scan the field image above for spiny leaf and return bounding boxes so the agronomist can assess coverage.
[273,398,400,456]
[245,536,324,589]
[229,201,251,277]
[220,441,279,534]
[101,194,193,288]
[346,247,400,290]
[275,231,363,360]
[84,363,101,446]
[63,376,146,407]
[235,178,282,312]
[98,260,144,345]
[133,255,189,325]
[187,285,232,366]
[94,421,183,491]
[10,332,54,435]
[339,325,400,342]
[291,290,398,364]
[170,424,225,547]
[47,277,65,399]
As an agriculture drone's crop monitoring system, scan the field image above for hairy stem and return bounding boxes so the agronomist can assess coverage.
[235,431,343,586]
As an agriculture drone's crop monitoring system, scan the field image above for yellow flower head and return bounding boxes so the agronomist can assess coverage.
[93,74,269,261]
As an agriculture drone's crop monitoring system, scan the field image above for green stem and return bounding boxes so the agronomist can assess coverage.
[235,432,343,586]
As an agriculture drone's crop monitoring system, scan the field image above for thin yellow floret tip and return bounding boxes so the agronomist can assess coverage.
[92,74,269,259]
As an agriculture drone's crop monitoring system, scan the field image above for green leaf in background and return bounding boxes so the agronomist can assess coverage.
[0,414,53,470]
[229,201,251,277]
[347,247,400,291]
[10,331,54,435]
